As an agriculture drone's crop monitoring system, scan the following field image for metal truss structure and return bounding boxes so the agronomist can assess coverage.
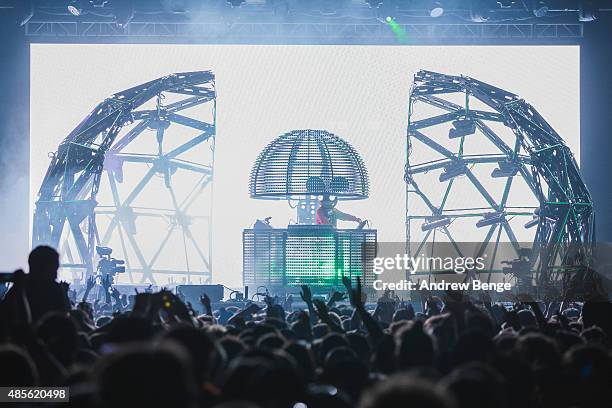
[33,71,216,284]
[24,20,583,40]
[19,0,602,41]
[405,70,594,297]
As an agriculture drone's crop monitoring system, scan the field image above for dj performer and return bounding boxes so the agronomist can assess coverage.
[316,194,362,227]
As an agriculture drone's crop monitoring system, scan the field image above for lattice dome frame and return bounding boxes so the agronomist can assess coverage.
[405,70,594,297]
[33,71,216,284]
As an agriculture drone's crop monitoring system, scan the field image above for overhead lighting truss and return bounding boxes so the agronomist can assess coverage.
[24,19,583,40]
[19,0,604,40]
[22,0,587,41]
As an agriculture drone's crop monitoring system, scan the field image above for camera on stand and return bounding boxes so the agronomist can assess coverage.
[95,246,125,284]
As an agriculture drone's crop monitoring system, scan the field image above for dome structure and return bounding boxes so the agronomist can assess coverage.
[405,70,594,298]
[249,129,369,200]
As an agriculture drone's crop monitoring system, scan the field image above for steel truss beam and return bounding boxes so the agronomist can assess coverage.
[405,70,594,298]
[33,71,216,284]
[24,21,583,40]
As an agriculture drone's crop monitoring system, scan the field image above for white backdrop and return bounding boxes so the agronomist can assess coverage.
[30,44,580,287]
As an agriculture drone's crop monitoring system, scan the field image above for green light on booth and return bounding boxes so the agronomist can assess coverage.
[385,17,408,44]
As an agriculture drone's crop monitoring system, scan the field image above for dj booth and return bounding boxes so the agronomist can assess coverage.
[243,225,377,291]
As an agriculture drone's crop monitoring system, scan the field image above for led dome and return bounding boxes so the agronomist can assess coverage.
[249,129,369,200]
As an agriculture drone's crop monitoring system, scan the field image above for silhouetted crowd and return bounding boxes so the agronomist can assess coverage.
[1,246,611,408]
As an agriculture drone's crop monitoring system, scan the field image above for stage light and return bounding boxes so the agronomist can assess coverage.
[366,0,383,7]
[531,1,548,17]
[491,160,519,178]
[227,0,246,7]
[383,14,408,43]
[448,118,475,139]
[496,1,515,8]
[429,1,444,17]
[114,0,134,27]
[470,0,491,22]
[16,0,34,26]
[439,162,467,182]
[376,1,397,20]
[524,217,539,229]
[68,0,83,16]
[524,207,555,228]
[270,0,290,18]
[524,207,541,229]
[161,0,191,14]
[476,212,506,228]
[578,2,598,22]
[317,0,348,16]
[90,0,108,7]
[421,216,452,232]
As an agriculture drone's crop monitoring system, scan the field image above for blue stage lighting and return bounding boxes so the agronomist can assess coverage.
[439,162,468,182]
[476,212,506,228]
[421,216,452,232]
[491,160,519,178]
[448,118,476,139]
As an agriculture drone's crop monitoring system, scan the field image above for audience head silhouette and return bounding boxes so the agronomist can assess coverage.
[28,245,59,281]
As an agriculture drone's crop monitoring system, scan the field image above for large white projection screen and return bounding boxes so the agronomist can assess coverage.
[30,44,579,288]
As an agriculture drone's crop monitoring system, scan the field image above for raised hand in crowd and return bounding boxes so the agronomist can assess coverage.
[313,298,343,333]
[227,302,262,328]
[300,284,317,326]
[82,275,96,302]
[327,289,346,307]
[110,287,123,312]
[199,293,212,316]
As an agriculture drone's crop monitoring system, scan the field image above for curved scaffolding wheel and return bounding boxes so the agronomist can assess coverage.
[33,71,216,285]
[405,70,594,298]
